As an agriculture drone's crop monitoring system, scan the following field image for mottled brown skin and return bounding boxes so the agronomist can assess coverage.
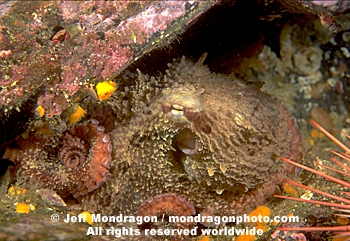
[94,54,303,225]
[161,56,289,194]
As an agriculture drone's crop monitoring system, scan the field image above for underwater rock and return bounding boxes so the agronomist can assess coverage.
[0,0,216,116]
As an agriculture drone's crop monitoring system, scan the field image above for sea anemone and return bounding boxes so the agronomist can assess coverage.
[275,120,350,239]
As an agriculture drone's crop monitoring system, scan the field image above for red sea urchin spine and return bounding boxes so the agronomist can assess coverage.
[275,120,350,235]
[311,120,350,153]
[277,157,350,190]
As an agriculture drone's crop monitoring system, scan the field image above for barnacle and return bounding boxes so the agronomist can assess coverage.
[36,189,67,207]
[51,29,70,43]
[96,81,116,101]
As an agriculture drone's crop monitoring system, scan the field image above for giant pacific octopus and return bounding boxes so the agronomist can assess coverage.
[84,54,304,234]
[1,54,303,240]
[2,119,112,199]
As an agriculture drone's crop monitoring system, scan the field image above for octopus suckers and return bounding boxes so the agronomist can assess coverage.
[4,119,113,200]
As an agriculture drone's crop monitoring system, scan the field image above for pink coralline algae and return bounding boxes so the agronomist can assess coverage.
[0,1,216,115]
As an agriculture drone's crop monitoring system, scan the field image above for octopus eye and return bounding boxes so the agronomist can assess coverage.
[171,104,184,116]
[163,103,200,122]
